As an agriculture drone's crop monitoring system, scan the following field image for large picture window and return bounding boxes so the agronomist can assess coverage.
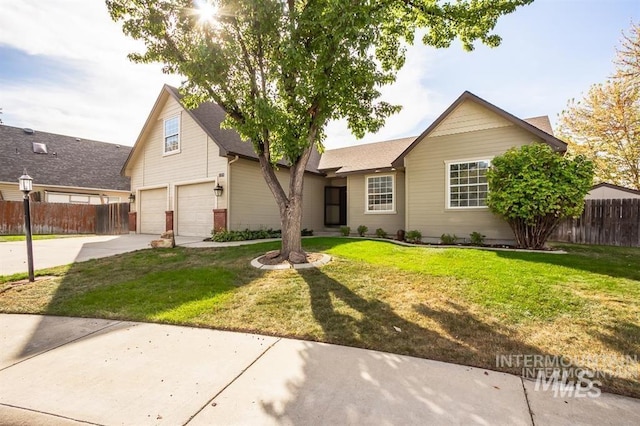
[366,174,395,213]
[448,160,490,208]
[164,116,180,154]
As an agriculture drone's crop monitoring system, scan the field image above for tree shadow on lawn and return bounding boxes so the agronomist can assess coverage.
[297,269,640,397]
[14,247,266,360]
[494,247,640,283]
[299,268,544,371]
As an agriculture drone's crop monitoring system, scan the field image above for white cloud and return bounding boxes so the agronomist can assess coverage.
[0,0,181,145]
[324,44,448,149]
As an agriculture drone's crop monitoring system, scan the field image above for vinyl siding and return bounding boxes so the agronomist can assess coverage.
[229,159,324,231]
[405,124,545,243]
[430,100,511,137]
[346,172,405,235]
[127,95,228,214]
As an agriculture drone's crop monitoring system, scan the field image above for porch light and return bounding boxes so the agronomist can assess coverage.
[128,193,136,203]
[213,183,223,197]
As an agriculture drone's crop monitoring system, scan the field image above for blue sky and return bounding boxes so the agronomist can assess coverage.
[0,0,638,149]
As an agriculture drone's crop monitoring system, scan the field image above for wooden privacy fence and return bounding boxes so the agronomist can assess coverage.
[552,199,640,247]
[0,201,129,235]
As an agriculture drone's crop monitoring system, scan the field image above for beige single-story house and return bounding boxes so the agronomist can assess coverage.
[0,125,131,203]
[585,183,640,200]
[124,86,567,243]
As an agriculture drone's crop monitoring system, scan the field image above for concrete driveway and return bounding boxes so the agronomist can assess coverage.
[0,234,205,276]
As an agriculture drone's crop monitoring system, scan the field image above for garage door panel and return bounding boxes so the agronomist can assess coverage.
[177,182,215,237]
[140,188,167,235]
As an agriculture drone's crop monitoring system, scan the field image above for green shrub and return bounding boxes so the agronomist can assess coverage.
[440,233,458,244]
[211,228,281,242]
[301,228,314,236]
[375,228,387,238]
[339,226,351,236]
[469,231,486,245]
[487,144,593,249]
[405,230,422,243]
[357,225,368,237]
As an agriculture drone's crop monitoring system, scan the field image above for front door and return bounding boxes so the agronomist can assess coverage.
[324,186,347,226]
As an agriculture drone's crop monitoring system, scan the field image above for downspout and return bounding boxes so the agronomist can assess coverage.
[226,155,239,230]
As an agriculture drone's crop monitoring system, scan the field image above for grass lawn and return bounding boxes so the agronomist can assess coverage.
[1,237,638,397]
[0,234,89,242]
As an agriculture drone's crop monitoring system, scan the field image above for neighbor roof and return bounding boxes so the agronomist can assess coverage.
[591,182,640,195]
[318,137,415,175]
[0,125,131,191]
[523,116,554,135]
[166,86,321,173]
[392,91,567,167]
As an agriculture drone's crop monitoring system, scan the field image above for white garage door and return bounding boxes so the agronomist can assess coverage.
[139,188,167,235]
[177,182,216,237]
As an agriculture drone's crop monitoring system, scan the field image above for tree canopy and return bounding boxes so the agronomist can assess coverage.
[107,0,533,261]
[558,22,640,190]
[487,144,593,249]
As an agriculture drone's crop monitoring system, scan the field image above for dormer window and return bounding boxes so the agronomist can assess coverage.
[164,116,180,154]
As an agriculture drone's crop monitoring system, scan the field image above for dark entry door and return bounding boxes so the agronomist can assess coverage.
[324,186,347,226]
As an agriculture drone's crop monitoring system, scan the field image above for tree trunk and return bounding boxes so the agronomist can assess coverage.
[507,215,561,249]
[256,143,313,264]
[280,195,304,262]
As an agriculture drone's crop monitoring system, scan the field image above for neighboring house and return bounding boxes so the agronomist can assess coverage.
[126,86,567,243]
[0,125,131,204]
[585,183,640,200]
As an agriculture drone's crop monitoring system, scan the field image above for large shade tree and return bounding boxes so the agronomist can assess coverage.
[558,22,640,190]
[107,0,532,262]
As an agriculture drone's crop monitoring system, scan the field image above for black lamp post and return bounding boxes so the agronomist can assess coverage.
[19,170,35,282]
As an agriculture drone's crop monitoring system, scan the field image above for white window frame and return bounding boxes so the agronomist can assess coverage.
[365,174,396,214]
[163,115,180,155]
[446,159,491,209]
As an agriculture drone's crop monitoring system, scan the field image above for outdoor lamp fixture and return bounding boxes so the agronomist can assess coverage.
[213,183,223,197]
[128,193,136,203]
[18,170,35,282]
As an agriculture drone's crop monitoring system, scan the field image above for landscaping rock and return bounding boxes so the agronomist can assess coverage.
[151,230,175,249]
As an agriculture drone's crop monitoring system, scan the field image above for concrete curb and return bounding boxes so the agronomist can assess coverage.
[250,253,332,270]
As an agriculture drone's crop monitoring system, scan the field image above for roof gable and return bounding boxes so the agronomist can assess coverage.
[429,100,512,137]
[123,85,321,175]
[0,125,131,191]
[392,91,567,167]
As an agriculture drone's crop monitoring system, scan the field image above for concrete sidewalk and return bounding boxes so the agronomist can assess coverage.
[1,315,638,425]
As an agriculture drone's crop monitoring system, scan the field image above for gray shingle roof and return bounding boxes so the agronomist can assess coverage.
[319,137,416,175]
[523,116,554,135]
[0,125,131,191]
[164,85,322,173]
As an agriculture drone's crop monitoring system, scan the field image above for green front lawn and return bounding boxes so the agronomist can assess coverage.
[1,238,638,397]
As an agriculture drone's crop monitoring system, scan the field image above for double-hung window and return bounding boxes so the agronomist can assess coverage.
[448,160,490,208]
[366,174,395,213]
[164,116,180,154]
